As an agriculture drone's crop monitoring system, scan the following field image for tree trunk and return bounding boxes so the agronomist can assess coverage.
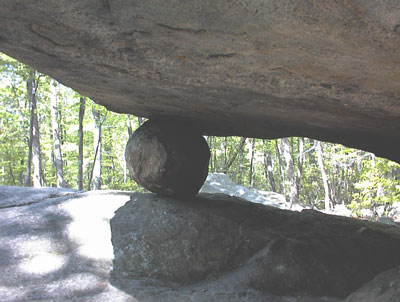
[49,79,64,187]
[248,138,256,187]
[223,137,246,174]
[213,137,218,172]
[207,136,214,172]
[26,80,33,187]
[90,107,102,190]
[315,140,331,211]
[127,114,133,138]
[26,70,42,188]
[263,140,276,192]
[223,137,228,169]
[122,115,133,183]
[78,96,85,191]
[296,137,305,197]
[281,138,298,206]
[330,145,338,205]
[238,146,244,185]
[275,139,286,197]
[8,160,16,185]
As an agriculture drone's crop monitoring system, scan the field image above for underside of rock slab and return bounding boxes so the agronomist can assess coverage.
[1,1,399,163]
[110,193,400,299]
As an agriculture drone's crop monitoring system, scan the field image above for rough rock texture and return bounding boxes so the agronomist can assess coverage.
[345,265,400,302]
[0,187,133,302]
[0,186,340,302]
[0,1,399,163]
[125,119,210,197]
[2,185,400,302]
[111,193,400,299]
[0,185,76,208]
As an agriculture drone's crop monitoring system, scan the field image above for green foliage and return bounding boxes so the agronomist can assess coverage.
[0,52,399,218]
[0,54,30,185]
[349,157,400,214]
[0,53,143,191]
[207,135,400,213]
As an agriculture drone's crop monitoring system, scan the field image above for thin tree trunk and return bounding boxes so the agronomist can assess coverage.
[315,140,331,211]
[107,128,116,186]
[281,138,298,206]
[275,139,286,197]
[90,107,102,190]
[238,147,244,185]
[223,137,247,174]
[248,138,256,187]
[78,97,85,190]
[26,79,34,187]
[213,138,218,172]
[223,137,228,169]
[330,145,338,205]
[124,115,133,183]
[341,167,347,205]
[50,79,64,187]
[127,115,133,138]
[120,149,128,184]
[207,136,214,172]
[263,140,276,192]
[26,126,33,187]
[8,161,16,185]
[296,137,305,198]
[26,70,42,188]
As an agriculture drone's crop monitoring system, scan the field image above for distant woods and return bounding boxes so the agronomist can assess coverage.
[0,53,141,192]
[207,136,400,213]
[1,53,399,214]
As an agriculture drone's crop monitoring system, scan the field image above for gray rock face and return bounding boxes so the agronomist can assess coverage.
[0,185,75,208]
[0,1,399,163]
[0,187,134,302]
[1,185,400,302]
[345,266,400,302]
[112,194,242,285]
[111,193,400,299]
[125,119,210,197]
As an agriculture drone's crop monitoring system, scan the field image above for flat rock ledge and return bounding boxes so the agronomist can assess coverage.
[2,186,400,302]
[111,193,400,301]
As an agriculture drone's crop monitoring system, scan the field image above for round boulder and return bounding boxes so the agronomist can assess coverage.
[125,119,210,197]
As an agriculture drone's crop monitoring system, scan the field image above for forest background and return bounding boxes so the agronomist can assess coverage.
[1,53,399,216]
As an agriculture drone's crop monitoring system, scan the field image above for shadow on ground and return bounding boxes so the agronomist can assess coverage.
[0,187,132,302]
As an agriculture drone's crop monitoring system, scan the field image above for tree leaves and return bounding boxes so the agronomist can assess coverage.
[0,52,399,218]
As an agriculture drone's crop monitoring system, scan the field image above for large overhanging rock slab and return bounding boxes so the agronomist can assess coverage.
[0,1,399,162]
